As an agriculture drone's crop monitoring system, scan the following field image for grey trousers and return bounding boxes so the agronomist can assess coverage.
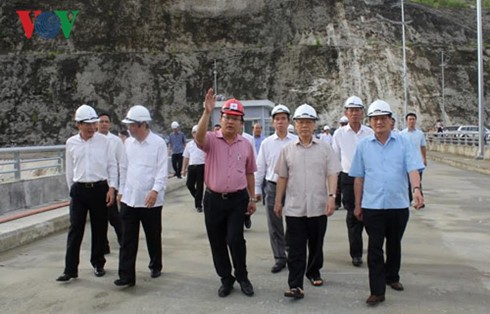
[265,181,287,265]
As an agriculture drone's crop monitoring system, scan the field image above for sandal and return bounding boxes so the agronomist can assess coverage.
[307,276,323,287]
[284,287,304,299]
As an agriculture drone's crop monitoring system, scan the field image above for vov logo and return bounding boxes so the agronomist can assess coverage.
[16,10,79,39]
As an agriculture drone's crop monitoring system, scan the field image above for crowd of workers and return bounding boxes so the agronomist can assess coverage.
[56,89,426,306]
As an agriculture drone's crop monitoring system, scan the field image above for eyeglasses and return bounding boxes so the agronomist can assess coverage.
[222,115,241,122]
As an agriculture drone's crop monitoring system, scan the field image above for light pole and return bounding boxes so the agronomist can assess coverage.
[476,0,485,159]
[440,51,447,125]
[213,59,218,95]
[401,0,408,128]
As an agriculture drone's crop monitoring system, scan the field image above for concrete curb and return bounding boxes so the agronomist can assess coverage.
[428,154,490,176]
[0,178,187,253]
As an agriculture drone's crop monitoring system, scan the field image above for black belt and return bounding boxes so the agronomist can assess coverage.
[267,180,276,185]
[206,188,246,200]
[75,180,107,188]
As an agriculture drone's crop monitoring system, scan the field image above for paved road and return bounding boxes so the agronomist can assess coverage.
[0,160,489,313]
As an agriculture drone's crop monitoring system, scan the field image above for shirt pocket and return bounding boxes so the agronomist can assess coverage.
[234,153,247,174]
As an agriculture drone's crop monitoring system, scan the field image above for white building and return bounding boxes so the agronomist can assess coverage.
[213,100,275,135]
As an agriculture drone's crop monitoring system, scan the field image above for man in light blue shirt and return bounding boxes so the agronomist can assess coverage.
[401,112,427,205]
[349,100,424,306]
[168,121,186,179]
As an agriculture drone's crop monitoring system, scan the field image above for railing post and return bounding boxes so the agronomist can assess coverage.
[13,151,21,180]
[57,150,63,174]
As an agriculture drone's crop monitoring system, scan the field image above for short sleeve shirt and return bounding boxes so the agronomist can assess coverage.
[349,132,425,209]
[274,138,341,217]
[199,131,256,193]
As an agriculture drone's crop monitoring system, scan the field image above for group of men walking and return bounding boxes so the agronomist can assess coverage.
[57,104,167,287]
[56,90,426,306]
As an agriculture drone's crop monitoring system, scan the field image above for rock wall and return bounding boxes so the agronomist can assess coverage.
[0,0,489,145]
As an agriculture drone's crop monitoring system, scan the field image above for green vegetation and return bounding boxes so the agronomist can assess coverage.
[410,0,490,9]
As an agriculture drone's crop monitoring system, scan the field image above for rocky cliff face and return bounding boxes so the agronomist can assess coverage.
[1,0,489,145]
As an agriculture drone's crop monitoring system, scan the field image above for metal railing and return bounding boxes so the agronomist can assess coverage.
[426,132,489,146]
[1,144,179,183]
[0,145,65,182]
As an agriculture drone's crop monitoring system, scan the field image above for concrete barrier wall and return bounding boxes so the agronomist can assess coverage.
[0,175,68,215]
[427,141,490,159]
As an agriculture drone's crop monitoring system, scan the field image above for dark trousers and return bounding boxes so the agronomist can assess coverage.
[363,208,409,296]
[172,153,183,178]
[186,164,205,208]
[408,171,424,203]
[118,203,163,282]
[336,173,342,207]
[285,215,327,289]
[340,172,364,258]
[203,189,249,285]
[265,181,287,265]
[64,182,108,275]
[107,189,123,247]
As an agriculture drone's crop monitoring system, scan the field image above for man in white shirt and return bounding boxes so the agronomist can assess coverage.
[97,112,124,251]
[240,126,256,229]
[56,104,117,282]
[255,104,297,274]
[401,112,427,206]
[332,96,374,267]
[182,125,206,212]
[114,105,168,287]
[319,125,333,145]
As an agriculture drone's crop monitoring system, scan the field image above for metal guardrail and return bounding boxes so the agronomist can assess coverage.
[0,144,178,183]
[425,132,489,146]
[0,145,65,181]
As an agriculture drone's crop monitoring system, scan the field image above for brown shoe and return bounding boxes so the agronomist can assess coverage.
[366,294,385,305]
[388,282,404,291]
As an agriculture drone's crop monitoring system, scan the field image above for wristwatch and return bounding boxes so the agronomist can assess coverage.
[412,186,420,193]
[249,198,257,203]
[328,194,336,198]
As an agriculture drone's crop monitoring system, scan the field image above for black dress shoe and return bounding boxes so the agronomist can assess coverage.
[94,267,106,277]
[218,284,234,297]
[239,279,254,296]
[271,263,286,273]
[388,282,404,291]
[150,269,161,278]
[366,294,385,305]
[114,278,135,287]
[352,257,363,267]
[56,273,78,282]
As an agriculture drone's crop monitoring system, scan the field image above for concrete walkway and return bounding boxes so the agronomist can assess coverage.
[0,177,187,253]
[0,154,489,313]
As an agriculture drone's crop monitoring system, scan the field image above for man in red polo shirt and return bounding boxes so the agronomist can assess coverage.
[195,88,257,298]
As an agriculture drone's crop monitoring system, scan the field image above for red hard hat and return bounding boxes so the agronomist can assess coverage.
[221,99,244,116]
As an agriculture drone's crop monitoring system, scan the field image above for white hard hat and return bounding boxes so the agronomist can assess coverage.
[191,125,198,133]
[122,105,152,123]
[75,104,99,123]
[171,121,180,129]
[323,125,330,131]
[344,96,364,109]
[271,104,290,117]
[287,124,294,133]
[339,116,349,124]
[367,100,393,117]
[293,104,318,120]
